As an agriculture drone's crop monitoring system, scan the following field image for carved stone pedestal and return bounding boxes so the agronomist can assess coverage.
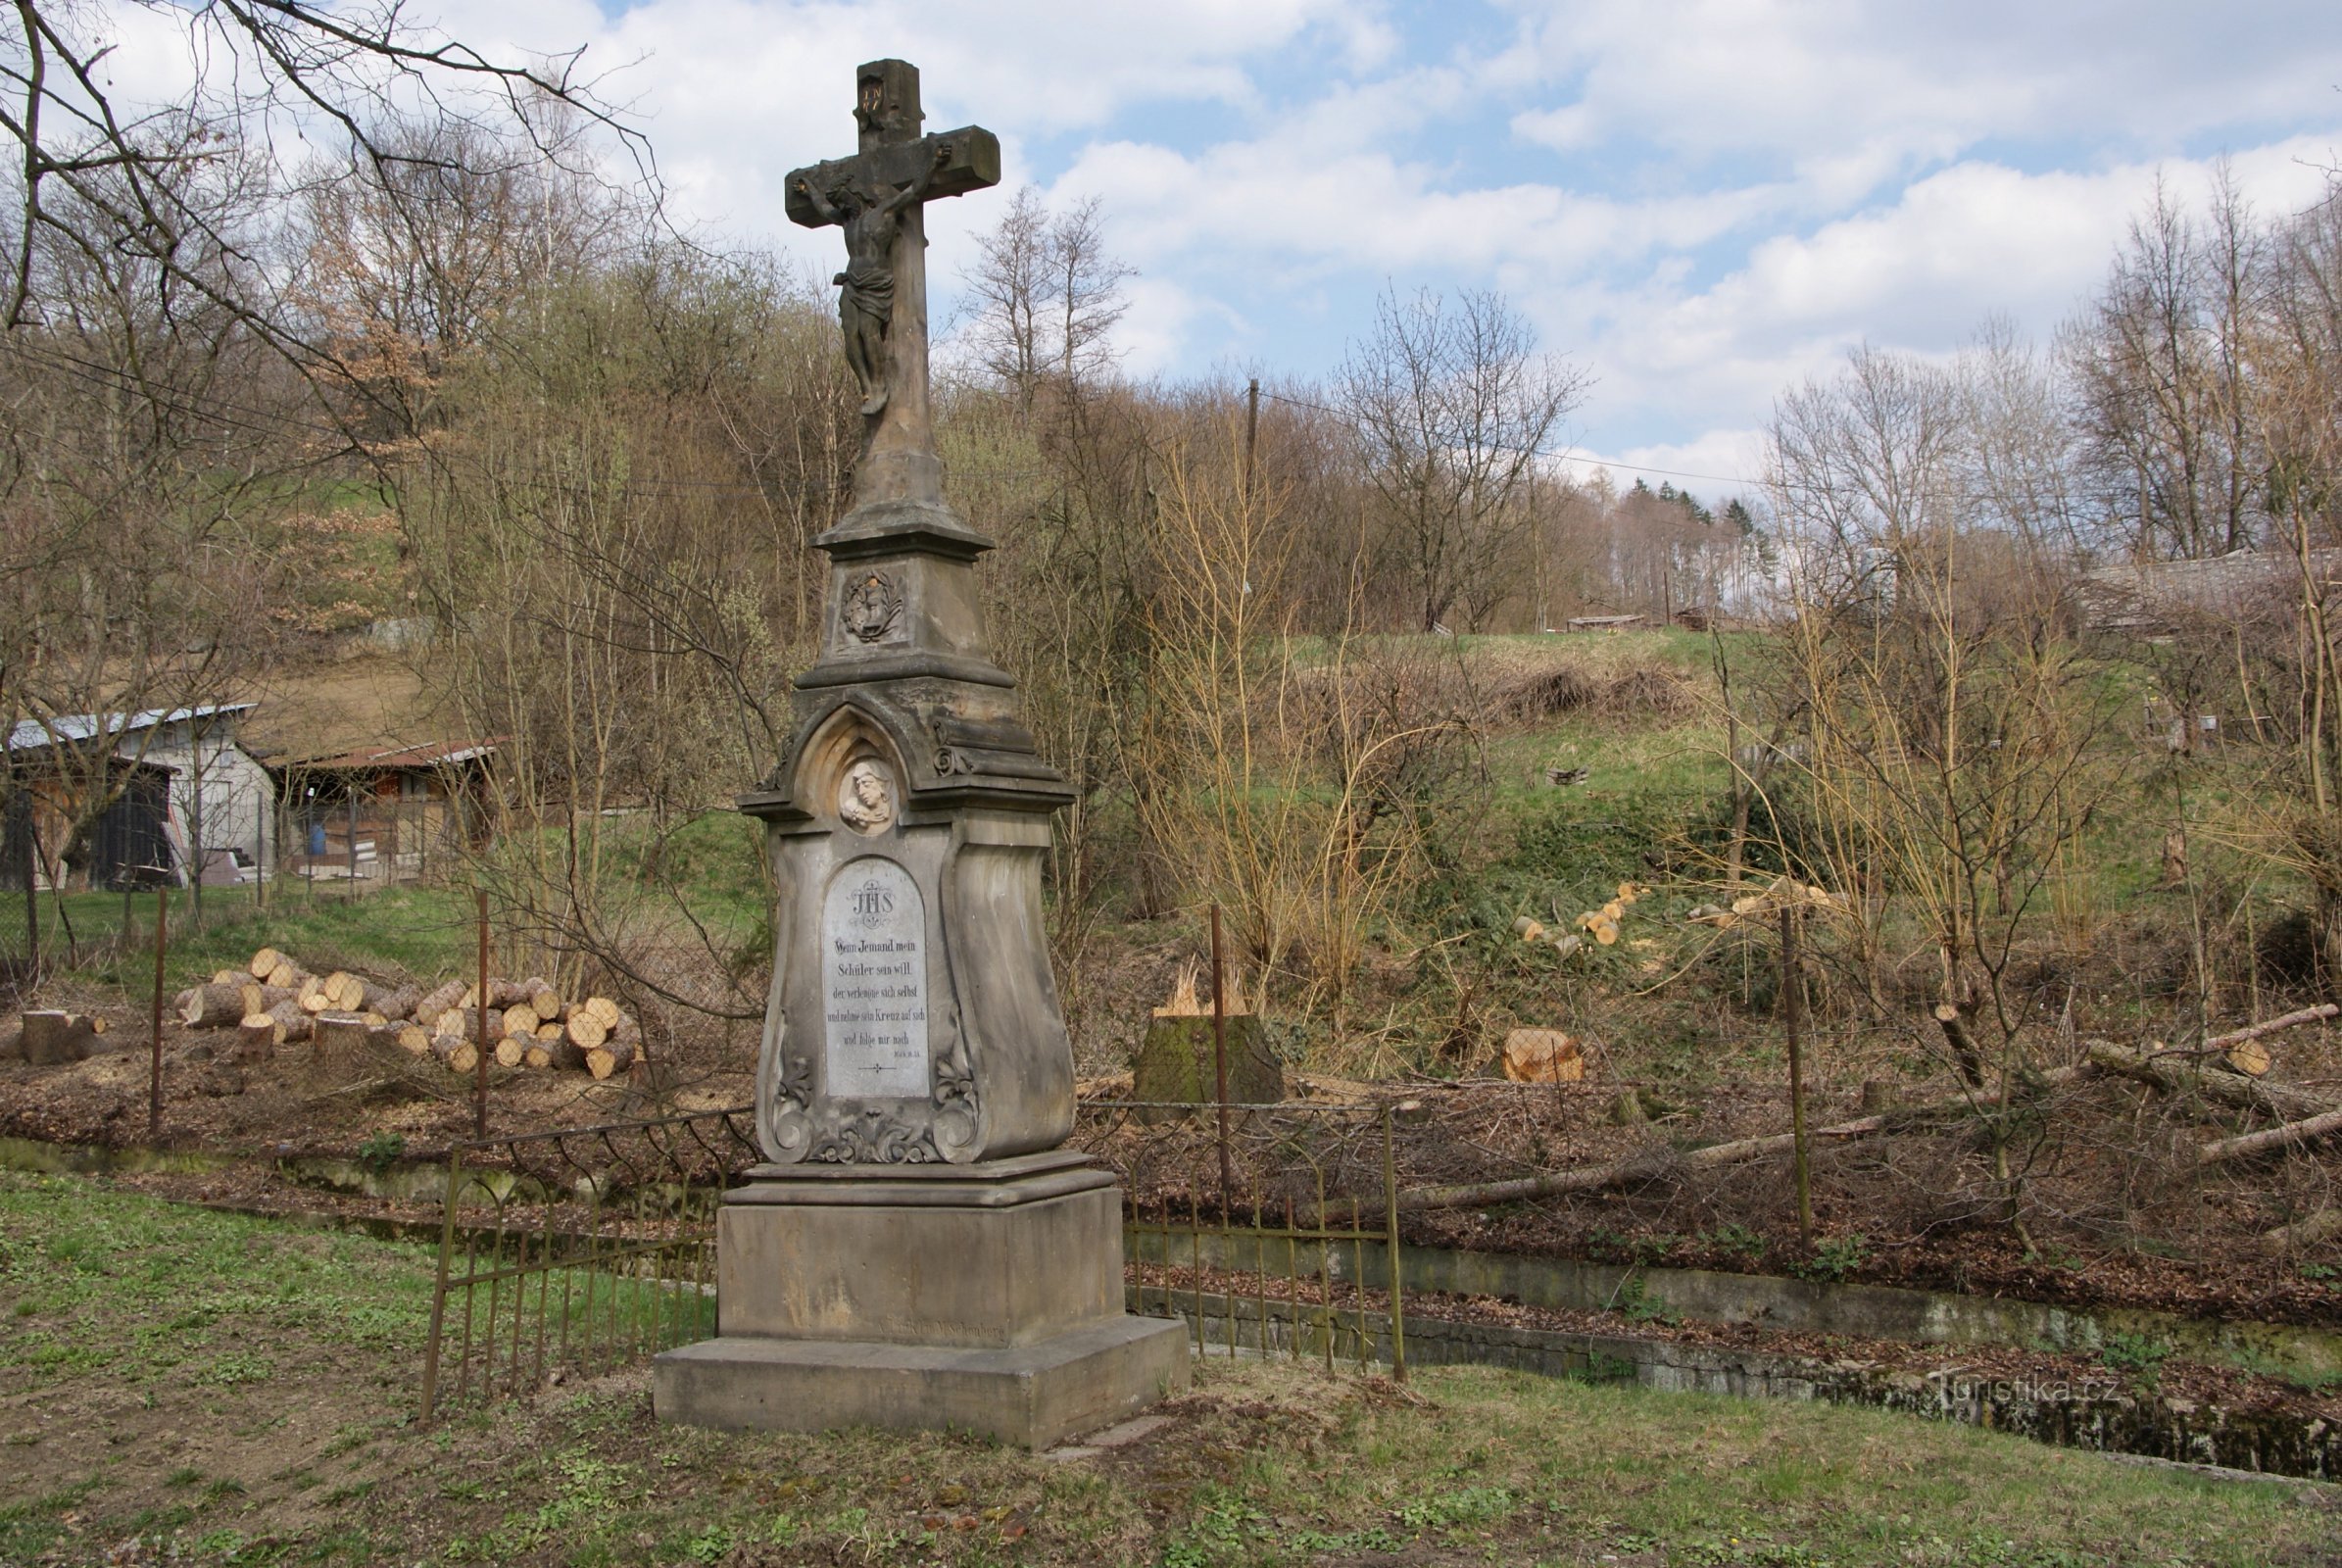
[652,1152,1190,1447]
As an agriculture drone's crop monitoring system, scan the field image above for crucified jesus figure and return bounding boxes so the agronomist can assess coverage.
[795,141,951,417]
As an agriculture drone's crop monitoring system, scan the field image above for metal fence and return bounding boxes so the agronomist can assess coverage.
[1075,1099,1409,1381]
[417,1104,761,1421]
[417,1097,1412,1420]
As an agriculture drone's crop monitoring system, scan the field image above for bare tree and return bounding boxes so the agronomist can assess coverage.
[959,186,1133,414]
[2062,172,2265,561]
[1339,286,1586,632]
[1,1,652,378]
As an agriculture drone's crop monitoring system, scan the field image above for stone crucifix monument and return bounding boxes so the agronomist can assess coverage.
[652,59,1189,1447]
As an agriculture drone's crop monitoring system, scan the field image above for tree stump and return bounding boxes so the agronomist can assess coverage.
[1131,1013,1281,1124]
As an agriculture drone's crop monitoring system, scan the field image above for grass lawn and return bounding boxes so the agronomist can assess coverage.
[2,1170,2333,1567]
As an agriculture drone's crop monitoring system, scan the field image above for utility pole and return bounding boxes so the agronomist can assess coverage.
[1243,377,1260,506]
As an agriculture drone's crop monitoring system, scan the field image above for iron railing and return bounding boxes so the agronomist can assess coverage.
[418,1096,1412,1420]
[1075,1099,1409,1380]
[417,1104,760,1421]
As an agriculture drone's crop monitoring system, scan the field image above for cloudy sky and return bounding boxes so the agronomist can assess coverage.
[120,1,2342,501]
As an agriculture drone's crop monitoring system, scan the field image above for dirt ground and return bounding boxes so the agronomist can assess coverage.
[4,997,2340,1332]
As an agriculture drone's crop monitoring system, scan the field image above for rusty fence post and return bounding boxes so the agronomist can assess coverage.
[1782,904,1814,1247]
[474,889,491,1140]
[418,1145,464,1423]
[1382,1102,1406,1383]
[147,888,168,1141]
[1210,903,1232,1213]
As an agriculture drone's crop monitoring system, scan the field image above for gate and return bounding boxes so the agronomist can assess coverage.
[418,1104,759,1421]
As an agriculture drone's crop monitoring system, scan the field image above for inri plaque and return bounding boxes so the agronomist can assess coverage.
[821,857,929,1098]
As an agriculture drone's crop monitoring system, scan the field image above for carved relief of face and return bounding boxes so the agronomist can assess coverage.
[837,760,895,833]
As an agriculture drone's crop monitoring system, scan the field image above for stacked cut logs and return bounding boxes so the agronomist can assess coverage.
[171,949,643,1080]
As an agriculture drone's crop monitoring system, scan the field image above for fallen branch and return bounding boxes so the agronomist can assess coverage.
[2199,1105,2342,1167]
[2143,1004,2339,1077]
[2083,1042,2328,1121]
[2259,1208,2342,1255]
[1331,1064,2083,1221]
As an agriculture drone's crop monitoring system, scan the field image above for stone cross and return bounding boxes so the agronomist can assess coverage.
[786,59,1000,513]
[743,57,1072,1167]
[657,57,1188,1451]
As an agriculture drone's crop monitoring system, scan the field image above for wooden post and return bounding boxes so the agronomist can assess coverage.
[148,889,168,1141]
[1781,904,1813,1247]
[188,739,204,929]
[473,889,490,1140]
[1383,1102,1406,1383]
[21,800,36,980]
[1243,377,1260,505]
[1210,902,1232,1213]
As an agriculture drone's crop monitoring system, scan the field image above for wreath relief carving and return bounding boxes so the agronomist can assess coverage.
[841,570,903,644]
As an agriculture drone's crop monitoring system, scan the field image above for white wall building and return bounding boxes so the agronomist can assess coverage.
[5,703,273,886]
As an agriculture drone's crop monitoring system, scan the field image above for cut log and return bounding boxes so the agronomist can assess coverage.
[521,1043,553,1069]
[255,985,295,1011]
[266,1000,312,1044]
[584,997,621,1029]
[267,961,301,989]
[437,1007,503,1042]
[491,978,535,1008]
[609,1012,641,1048]
[585,1039,636,1080]
[211,967,243,986]
[237,1013,282,1053]
[1931,1003,1986,1089]
[535,1021,563,1043]
[526,982,561,1021]
[413,980,465,1031]
[565,1010,608,1051]
[180,983,250,1028]
[1501,1027,1583,1084]
[502,1004,540,1037]
[248,947,284,980]
[367,984,419,1022]
[393,1022,431,1055]
[494,1035,529,1068]
[366,1022,413,1054]
[171,987,198,1021]
[432,1036,480,1075]
[530,1035,584,1071]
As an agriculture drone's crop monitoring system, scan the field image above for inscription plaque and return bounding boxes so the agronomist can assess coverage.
[822,857,929,1098]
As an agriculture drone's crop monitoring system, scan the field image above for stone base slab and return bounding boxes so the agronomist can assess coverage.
[716,1163,1124,1348]
[653,1312,1191,1449]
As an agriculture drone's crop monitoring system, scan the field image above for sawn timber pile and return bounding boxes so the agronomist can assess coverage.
[172,947,643,1082]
